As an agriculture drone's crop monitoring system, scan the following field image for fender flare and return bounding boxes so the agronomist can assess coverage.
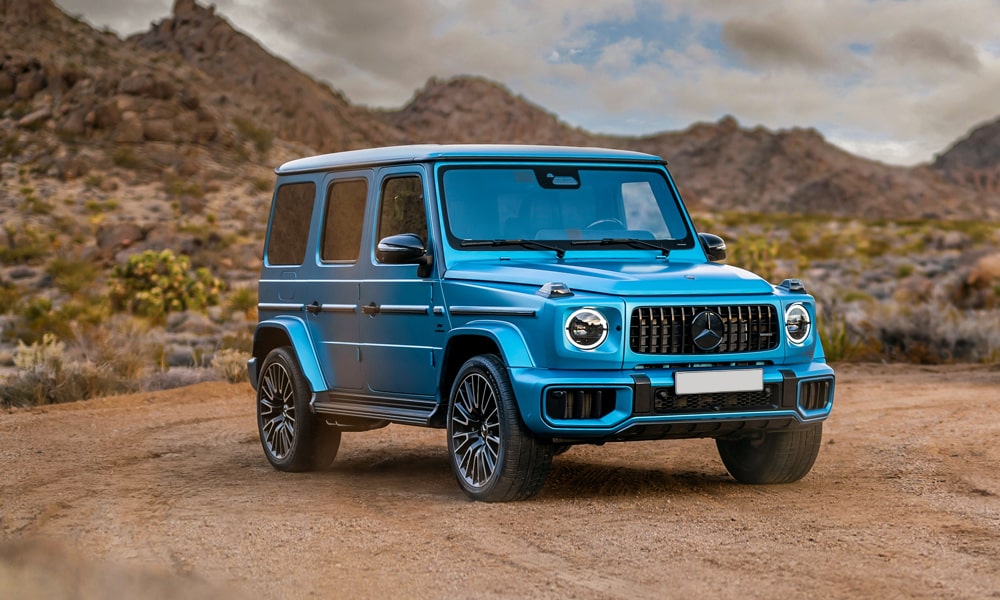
[446,320,535,368]
[252,316,327,392]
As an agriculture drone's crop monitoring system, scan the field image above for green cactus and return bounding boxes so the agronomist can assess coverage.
[109,249,224,320]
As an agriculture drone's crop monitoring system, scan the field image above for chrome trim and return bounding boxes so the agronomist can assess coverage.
[321,304,358,313]
[378,305,430,315]
[449,306,536,317]
[258,303,303,311]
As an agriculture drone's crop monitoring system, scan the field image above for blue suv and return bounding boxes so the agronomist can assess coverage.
[249,144,835,502]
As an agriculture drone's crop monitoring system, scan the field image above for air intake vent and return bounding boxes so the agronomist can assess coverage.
[799,379,832,411]
[545,388,616,420]
[630,305,779,355]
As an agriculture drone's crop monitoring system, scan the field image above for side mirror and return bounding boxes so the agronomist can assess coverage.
[698,232,727,262]
[376,233,426,264]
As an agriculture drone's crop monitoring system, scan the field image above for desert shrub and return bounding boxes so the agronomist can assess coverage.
[212,348,248,384]
[109,249,224,321]
[13,295,111,344]
[46,256,99,295]
[726,234,782,282]
[0,279,19,314]
[69,316,154,381]
[0,224,52,265]
[817,312,881,362]
[111,146,145,170]
[232,116,273,155]
[226,285,257,319]
[871,301,1000,363]
[0,334,132,407]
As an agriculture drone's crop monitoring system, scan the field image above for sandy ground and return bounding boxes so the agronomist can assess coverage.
[1,363,998,599]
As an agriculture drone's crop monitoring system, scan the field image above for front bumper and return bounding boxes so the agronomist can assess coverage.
[509,361,835,442]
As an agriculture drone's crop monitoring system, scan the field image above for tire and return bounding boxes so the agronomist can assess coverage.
[257,346,341,472]
[447,354,554,502]
[716,423,822,484]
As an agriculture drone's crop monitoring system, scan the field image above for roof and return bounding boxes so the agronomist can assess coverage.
[275,144,664,175]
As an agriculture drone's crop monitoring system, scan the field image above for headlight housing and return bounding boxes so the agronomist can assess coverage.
[565,308,609,350]
[785,303,811,345]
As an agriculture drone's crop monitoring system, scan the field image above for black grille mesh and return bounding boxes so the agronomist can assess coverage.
[653,384,778,414]
[630,305,779,354]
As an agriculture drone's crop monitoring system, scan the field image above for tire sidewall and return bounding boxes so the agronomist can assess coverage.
[446,355,512,499]
[257,346,316,471]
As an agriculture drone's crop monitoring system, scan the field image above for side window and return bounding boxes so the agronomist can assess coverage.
[267,181,315,265]
[376,175,427,250]
[321,179,368,262]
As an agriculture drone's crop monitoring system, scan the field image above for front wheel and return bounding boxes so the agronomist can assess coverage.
[716,423,822,484]
[257,346,341,472]
[447,354,553,502]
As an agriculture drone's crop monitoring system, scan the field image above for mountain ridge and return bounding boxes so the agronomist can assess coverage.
[1,0,998,220]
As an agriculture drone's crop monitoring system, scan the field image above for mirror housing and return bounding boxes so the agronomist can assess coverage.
[699,232,727,262]
[376,233,426,264]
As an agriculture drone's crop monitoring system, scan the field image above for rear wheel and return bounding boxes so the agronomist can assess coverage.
[447,354,553,502]
[716,423,822,484]
[257,346,341,472]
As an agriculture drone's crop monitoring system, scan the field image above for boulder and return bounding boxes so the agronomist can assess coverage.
[112,112,144,143]
[143,118,175,142]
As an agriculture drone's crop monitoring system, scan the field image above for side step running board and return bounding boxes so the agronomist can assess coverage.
[311,395,437,427]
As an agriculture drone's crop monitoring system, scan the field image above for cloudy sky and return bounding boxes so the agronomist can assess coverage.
[56,0,1000,165]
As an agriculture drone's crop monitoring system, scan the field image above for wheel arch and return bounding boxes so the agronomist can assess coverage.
[431,323,534,427]
[252,317,326,393]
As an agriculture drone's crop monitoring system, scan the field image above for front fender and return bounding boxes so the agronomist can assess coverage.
[447,320,535,368]
[252,316,327,393]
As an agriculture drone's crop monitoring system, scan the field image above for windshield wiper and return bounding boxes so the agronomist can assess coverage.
[571,238,670,257]
[461,239,566,259]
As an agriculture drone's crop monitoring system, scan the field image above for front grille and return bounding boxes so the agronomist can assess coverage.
[652,384,779,414]
[799,379,832,411]
[630,305,779,354]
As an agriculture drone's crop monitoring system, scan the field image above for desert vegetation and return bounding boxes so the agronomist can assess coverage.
[1,0,998,407]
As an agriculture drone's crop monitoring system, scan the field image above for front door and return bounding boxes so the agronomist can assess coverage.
[360,166,444,397]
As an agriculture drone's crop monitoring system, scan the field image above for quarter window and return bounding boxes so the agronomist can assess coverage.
[266,181,314,265]
[321,179,368,261]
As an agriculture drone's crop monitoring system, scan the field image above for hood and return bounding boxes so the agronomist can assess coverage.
[444,259,773,296]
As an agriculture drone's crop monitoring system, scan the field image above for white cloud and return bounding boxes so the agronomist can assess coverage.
[53,0,1000,165]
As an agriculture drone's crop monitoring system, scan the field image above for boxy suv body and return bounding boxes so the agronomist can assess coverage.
[249,144,835,501]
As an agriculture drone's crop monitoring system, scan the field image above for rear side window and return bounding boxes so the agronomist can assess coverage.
[321,179,368,261]
[267,181,315,265]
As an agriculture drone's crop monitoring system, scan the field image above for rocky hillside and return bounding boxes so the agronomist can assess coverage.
[2,0,999,220]
[933,116,1000,197]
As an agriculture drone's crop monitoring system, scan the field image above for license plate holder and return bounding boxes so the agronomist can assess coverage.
[674,369,763,395]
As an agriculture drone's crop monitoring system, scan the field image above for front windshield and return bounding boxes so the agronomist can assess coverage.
[440,165,693,251]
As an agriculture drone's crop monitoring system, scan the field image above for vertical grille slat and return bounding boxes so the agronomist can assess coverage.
[630,304,779,355]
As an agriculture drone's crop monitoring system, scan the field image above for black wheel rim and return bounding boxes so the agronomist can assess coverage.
[259,360,296,459]
[450,372,501,488]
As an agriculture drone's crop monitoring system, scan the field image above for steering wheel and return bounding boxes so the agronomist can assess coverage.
[586,218,626,230]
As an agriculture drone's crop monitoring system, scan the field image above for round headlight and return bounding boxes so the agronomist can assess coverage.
[565,308,608,350]
[785,303,811,345]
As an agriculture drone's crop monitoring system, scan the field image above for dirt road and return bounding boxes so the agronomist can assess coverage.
[1,363,998,599]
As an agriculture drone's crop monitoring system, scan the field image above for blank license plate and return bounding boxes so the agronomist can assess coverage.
[674,369,763,395]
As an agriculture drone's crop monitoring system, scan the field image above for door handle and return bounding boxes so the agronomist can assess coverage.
[361,302,380,315]
[306,301,321,315]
